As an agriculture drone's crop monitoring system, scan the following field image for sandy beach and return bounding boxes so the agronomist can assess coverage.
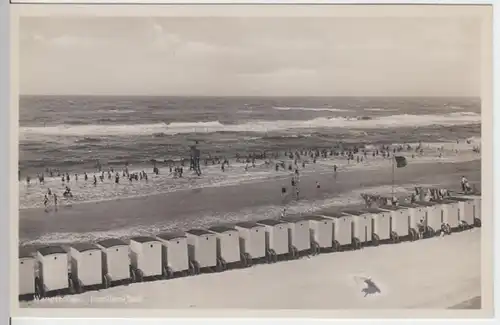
[19,157,481,247]
[21,227,481,309]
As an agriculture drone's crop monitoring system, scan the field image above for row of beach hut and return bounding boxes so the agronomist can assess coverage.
[18,193,481,301]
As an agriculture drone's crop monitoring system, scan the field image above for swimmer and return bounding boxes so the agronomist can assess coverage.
[316,181,320,189]
[93,175,97,186]
[84,172,88,181]
[43,194,49,209]
[53,193,58,207]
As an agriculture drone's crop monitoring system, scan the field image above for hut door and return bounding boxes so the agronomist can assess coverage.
[389,216,393,232]
[371,218,375,237]
[441,210,444,223]
[351,221,355,241]
[332,222,336,241]
[473,205,476,219]
[364,225,368,243]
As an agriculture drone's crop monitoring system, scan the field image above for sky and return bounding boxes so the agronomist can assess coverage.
[19,16,482,97]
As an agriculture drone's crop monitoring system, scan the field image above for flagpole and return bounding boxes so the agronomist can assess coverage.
[391,156,395,198]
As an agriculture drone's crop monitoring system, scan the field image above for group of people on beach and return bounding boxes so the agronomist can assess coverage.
[20,138,478,212]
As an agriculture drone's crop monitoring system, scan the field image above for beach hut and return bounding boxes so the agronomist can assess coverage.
[156,232,190,278]
[186,229,217,273]
[319,210,353,250]
[454,194,482,226]
[447,197,475,228]
[415,201,442,237]
[364,208,393,245]
[69,243,102,292]
[235,222,267,265]
[19,249,36,300]
[96,238,131,287]
[129,236,163,281]
[342,209,373,247]
[208,225,242,271]
[380,205,410,241]
[35,246,72,298]
[302,215,333,253]
[433,199,460,233]
[256,219,289,263]
[281,216,311,258]
[399,203,428,240]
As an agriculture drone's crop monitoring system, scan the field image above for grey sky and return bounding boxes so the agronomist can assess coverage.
[19,16,482,96]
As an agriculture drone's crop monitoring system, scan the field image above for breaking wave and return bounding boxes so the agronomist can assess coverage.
[273,106,349,112]
[20,112,480,138]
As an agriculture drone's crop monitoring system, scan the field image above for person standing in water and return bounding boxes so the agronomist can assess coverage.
[53,193,58,211]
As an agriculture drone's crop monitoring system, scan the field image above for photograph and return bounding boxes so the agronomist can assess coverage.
[13,4,491,314]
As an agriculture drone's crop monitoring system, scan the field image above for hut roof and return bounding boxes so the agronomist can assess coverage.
[342,209,367,216]
[380,205,407,211]
[97,238,128,248]
[72,243,100,252]
[302,215,327,222]
[38,246,67,256]
[257,219,286,226]
[186,229,212,236]
[130,236,158,243]
[363,208,386,214]
[19,248,33,259]
[235,221,261,229]
[319,210,346,218]
[281,216,304,223]
[415,201,439,207]
[208,225,236,233]
[447,197,472,202]
[399,203,419,208]
[157,232,186,241]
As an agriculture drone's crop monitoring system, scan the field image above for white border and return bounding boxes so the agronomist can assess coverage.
[4,0,499,324]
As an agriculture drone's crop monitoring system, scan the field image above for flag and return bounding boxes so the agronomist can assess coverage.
[394,156,407,168]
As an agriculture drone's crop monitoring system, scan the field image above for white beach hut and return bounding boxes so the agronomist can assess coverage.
[156,232,190,278]
[302,215,333,253]
[319,209,353,250]
[342,209,373,247]
[208,225,242,270]
[234,222,266,265]
[434,199,460,232]
[454,194,482,226]
[379,205,410,241]
[399,203,427,239]
[255,219,289,263]
[19,249,36,300]
[447,197,475,228]
[129,236,163,281]
[35,246,71,298]
[364,208,392,245]
[69,243,102,292]
[96,238,131,287]
[186,229,217,273]
[415,201,442,236]
[280,216,311,257]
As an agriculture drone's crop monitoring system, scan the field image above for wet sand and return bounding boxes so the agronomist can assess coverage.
[19,159,480,246]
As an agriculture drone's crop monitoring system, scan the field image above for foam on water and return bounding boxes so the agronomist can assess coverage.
[18,143,481,210]
[273,106,349,112]
[19,112,480,138]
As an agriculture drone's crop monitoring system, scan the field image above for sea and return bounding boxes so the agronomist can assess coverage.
[19,95,482,244]
[20,95,481,175]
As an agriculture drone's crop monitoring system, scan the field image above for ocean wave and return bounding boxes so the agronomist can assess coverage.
[19,112,481,138]
[363,108,399,112]
[273,106,349,112]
